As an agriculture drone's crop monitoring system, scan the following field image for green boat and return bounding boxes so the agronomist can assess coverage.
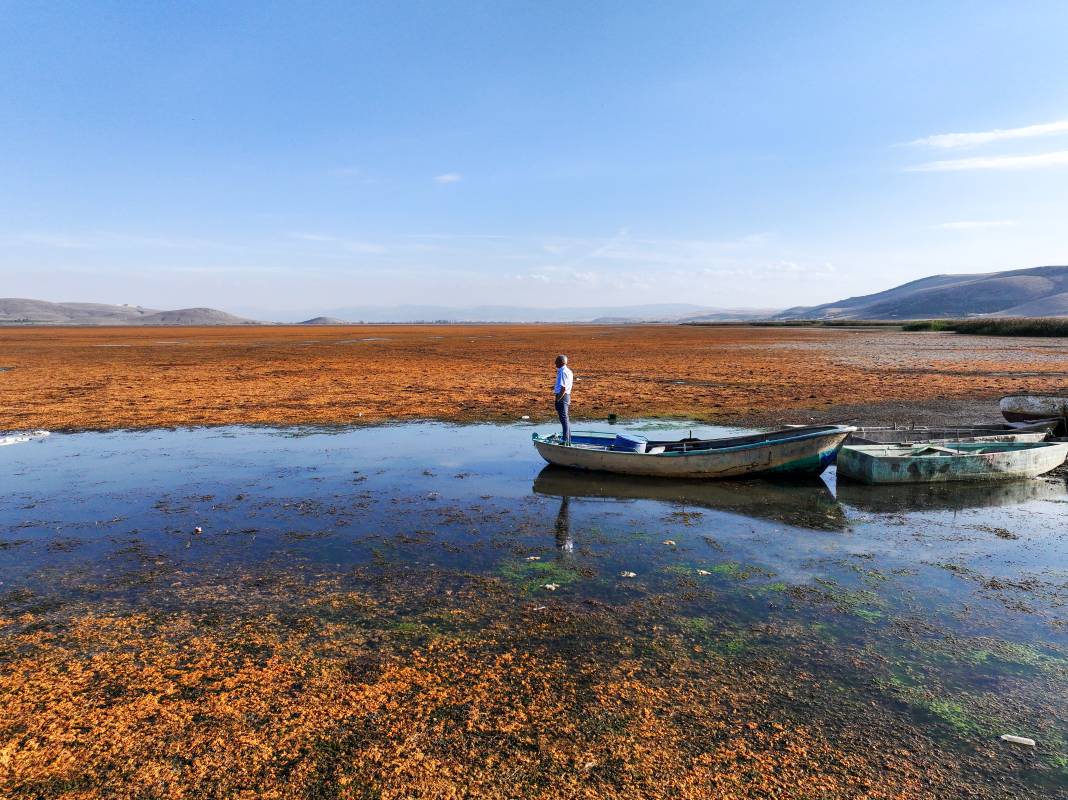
[837,441,1068,485]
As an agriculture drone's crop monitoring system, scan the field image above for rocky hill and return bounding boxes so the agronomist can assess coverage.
[0,299,255,325]
[777,265,1068,320]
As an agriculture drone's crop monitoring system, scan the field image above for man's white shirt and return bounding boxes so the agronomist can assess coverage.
[554,365,573,395]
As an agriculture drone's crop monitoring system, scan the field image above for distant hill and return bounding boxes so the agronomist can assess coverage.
[777,265,1068,320]
[242,303,779,323]
[299,316,350,325]
[0,299,255,325]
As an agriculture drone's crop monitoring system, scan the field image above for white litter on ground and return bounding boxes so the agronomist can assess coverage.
[1000,734,1036,747]
[0,430,50,447]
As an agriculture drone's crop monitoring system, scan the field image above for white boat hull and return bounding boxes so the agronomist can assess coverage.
[533,427,853,479]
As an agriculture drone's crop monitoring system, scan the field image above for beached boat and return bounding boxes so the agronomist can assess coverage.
[836,441,1068,485]
[1000,395,1068,430]
[848,421,1054,445]
[532,424,855,479]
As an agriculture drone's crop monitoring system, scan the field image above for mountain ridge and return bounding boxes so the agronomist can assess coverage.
[777,265,1068,320]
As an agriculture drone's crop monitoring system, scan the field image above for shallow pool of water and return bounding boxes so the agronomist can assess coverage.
[3,421,1068,795]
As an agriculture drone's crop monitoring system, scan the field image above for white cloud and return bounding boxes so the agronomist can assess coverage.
[434,172,462,184]
[288,232,386,254]
[908,150,1068,172]
[931,220,1018,230]
[910,119,1068,148]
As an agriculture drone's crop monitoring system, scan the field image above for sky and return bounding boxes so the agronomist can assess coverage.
[3,0,1068,315]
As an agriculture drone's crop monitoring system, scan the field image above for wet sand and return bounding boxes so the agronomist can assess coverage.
[2,324,1067,431]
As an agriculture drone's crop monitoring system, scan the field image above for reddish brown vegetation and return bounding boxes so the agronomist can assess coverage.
[1,325,1065,431]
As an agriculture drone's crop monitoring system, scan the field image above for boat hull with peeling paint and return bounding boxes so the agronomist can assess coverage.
[837,441,1068,485]
[1000,395,1068,431]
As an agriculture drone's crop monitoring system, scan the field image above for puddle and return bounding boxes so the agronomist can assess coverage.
[3,420,1067,794]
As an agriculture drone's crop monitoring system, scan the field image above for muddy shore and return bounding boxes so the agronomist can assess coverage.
[2,324,1066,431]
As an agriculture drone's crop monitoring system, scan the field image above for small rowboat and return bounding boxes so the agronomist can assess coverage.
[532,424,855,479]
[848,421,1054,445]
[1000,395,1068,432]
[837,441,1068,485]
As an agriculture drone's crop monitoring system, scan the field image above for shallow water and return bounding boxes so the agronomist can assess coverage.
[3,421,1068,795]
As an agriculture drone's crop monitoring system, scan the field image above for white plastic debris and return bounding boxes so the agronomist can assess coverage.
[521,415,530,420]
[662,540,677,546]
[193,526,203,535]
[526,556,541,561]
[1000,734,1036,747]
[620,571,637,578]
[697,569,712,576]
[543,583,559,591]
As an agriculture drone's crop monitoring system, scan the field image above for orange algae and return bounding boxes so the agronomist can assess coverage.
[0,585,986,800]
[1,324,1065,431]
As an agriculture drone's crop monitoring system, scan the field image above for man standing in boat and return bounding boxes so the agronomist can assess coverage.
[554,354,573,445]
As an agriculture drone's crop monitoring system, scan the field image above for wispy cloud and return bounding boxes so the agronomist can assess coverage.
[17,231,226,250]
[908,151,1068,172]
[331,166,376,184]
[288,232,386,254]
[931,220,1018,231]
[910,119,1068,149]
[434,172,462,184]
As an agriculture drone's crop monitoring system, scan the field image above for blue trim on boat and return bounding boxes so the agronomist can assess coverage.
[532,426,851,457]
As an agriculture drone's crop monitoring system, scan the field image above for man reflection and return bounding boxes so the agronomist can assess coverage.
[554,495,574,554]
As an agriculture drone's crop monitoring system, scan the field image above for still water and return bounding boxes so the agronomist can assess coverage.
[3,421,1068,795]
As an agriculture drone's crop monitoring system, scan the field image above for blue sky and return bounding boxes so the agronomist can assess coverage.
[3,1,1068,314]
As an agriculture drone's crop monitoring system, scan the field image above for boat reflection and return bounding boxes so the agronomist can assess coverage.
[835,474,1067,513]
[532,465,848,531]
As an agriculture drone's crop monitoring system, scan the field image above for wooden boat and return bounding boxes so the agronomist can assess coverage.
[837,441,1068,485]
[531,424,855,479]
[532,465,847,530]
[848,421,1054,445]
[1000,395,1068,432]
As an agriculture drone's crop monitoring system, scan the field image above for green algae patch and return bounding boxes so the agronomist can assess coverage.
[498,559,581,593]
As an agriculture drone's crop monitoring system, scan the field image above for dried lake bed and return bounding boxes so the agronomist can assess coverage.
[3,421,1068,798]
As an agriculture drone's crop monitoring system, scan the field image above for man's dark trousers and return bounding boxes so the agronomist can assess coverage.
[555,393,571,444]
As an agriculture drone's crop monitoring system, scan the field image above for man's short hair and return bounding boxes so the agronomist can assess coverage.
[556,354,568,364]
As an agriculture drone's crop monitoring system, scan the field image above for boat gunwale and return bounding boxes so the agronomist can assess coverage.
[532,425,856,459]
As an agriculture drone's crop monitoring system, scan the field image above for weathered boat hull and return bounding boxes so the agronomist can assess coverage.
[1000,396,1068,431]
[837,441,1068,485]
[533,425,854,479]
[849,428,1049,445]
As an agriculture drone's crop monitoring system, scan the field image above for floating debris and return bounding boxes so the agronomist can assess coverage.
[526,556,541,561]
[0,429,50,447]
[620,571,637,578]
[697,569,712,576]
[543,583,559,591]
[521,415,530,420]
[193,526,203,535]
[662,540,677,546]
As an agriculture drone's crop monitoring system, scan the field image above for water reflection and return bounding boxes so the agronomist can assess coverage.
[554,495,574,554]
[532,465,848,531]
[835,474,1067,513]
